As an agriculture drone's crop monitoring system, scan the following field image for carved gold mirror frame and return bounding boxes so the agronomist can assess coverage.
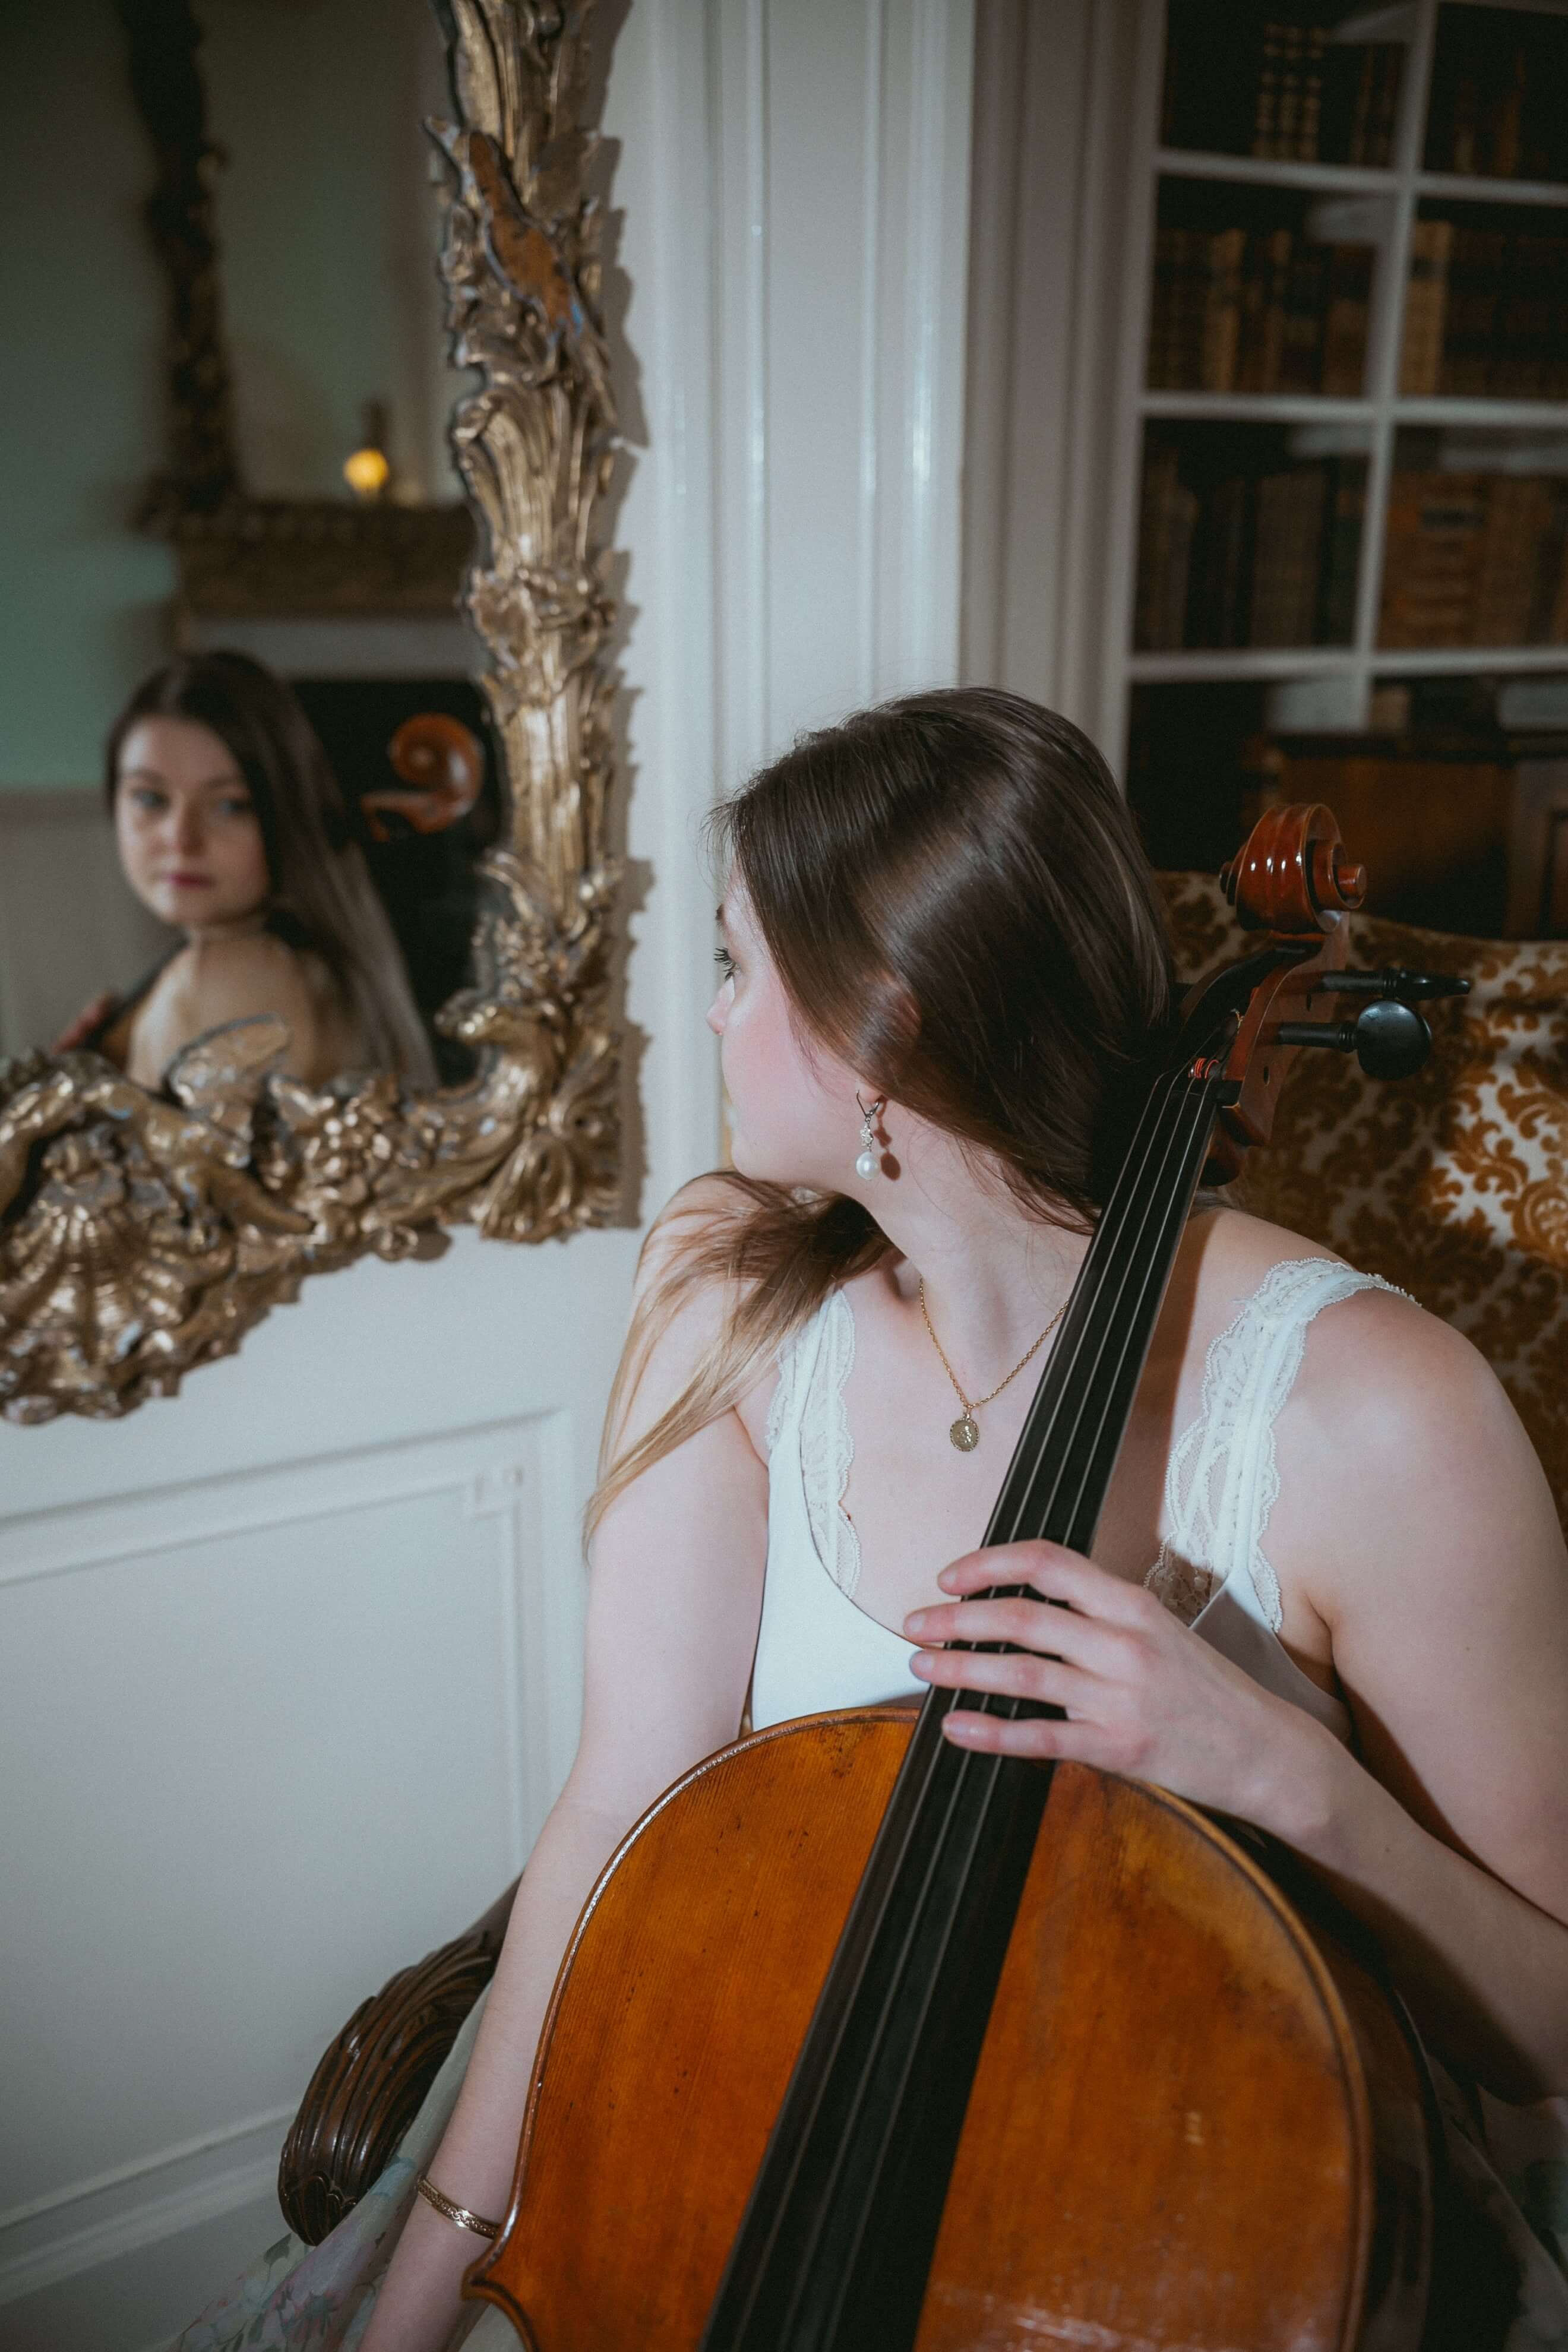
[0,0,622,1424]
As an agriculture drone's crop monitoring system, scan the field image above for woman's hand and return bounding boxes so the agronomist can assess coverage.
[903,1540,1332,1834]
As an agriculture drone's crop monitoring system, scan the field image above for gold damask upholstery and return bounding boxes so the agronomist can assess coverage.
[1159,874,1568,1532]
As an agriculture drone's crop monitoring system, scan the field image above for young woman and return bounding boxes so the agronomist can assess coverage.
[59,652,436,1089]
[179,690,1568,2352]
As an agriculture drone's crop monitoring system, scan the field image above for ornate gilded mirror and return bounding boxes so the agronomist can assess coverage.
[0,0,624,1424]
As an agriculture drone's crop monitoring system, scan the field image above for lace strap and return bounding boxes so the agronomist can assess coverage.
[768,1288,863,1599]
[1148,1258,1409,1632]
[764,1324,799,1459]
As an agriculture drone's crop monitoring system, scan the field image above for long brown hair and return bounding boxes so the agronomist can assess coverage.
[586,687,1174,1543]
[106,650,437,1085]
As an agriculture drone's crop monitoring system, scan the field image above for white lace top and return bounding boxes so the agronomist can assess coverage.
[751,1256,1406,1737]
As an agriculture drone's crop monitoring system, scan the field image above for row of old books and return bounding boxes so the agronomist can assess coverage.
[1136,445,1364,652]
[1380,472,1568,649]
[1424,10,1568,185]
[1159,13,1402,168]
[1148,228,1371,395]
[1400,219,1568,400]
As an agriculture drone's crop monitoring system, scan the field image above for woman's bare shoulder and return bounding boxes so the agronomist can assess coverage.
[640,1168,758,1259]
[175,931,317,1025]
[630,1174,787,1455]
[1186,1200,1339,1300]
[1187,1200,1480,1424]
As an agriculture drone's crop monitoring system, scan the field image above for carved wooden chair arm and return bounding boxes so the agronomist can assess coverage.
[277,1877,520,2244]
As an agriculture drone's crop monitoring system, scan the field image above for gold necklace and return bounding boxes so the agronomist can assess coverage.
[918,1278,1067,1452]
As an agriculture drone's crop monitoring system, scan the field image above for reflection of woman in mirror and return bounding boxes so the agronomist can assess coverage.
[62,652,437,1090]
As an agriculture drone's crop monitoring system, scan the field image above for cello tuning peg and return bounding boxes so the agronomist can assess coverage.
[1316,966,1471,1002]
[1277,999,1432,1080]
[1275,1020,1358,1053]
[1349,997,1432,1079]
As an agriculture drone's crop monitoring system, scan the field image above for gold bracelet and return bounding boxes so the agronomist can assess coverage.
[415,2171,501,2240]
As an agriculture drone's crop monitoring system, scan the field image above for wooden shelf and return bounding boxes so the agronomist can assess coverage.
[1416,170,1568,208]
[1128,649,1357,682]
[1130,644,1568,686]
[1371,644,1568,674]
[1393,398,1568,427]
[1142,393,1376,421]
[1154,147,1398,195]
[1113,0,1568,768]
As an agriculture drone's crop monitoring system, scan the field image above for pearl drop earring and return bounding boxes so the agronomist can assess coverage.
[855,1092,886,1179]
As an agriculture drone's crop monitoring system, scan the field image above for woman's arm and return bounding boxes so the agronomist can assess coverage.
[1284,1292,1568,2097]
[361,1183,770,2352]
[906,1294,1568,2100]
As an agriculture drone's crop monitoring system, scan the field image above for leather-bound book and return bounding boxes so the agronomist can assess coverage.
[1322,243,1373,396]
[1399,219,1453,396]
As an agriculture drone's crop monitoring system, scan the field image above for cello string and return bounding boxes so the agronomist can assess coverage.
[963,1061,1197,1641]
[749,1068,1207,2334]
[973,1074,1220,1741]
[991,1064,1207,1557]
[1041,1071,1220,1571]
[798,1744,1014,2343]
[715,1059,1213,2338]
[795,1076,1219,2331]
[979,1059,1190,1557]
[973,1069,1214,1730]
[757,1689,994,2341]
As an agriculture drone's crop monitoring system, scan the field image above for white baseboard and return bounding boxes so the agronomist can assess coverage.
[1,2181,287,2352]
[0,2106,290,2306]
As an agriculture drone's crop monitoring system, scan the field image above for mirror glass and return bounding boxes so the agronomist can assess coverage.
[5,0,495,1093]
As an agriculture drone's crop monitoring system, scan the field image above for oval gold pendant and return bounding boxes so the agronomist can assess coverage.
[950,1413,979,1452]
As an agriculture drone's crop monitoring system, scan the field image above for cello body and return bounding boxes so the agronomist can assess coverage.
[470,1707,1434,2351]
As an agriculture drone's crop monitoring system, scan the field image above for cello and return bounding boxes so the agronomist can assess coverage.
[469,804,1465,2351]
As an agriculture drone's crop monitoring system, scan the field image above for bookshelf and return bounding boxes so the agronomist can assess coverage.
[1106,0,1568,891]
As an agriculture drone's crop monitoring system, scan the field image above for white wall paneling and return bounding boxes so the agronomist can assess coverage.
[0,3,977,2340]
[712,0,975,784]
[960,0,1158,767]
[0,1412,571,2313]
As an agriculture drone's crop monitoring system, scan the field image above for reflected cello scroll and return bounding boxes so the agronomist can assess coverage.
[363,714,486,841]
[469,802,1452,2352]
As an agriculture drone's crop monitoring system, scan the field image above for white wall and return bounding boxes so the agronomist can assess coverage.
[961,0,1153,768]
[0,4,975,2345]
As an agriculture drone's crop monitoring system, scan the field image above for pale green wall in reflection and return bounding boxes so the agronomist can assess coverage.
[203,0,451,504]
[0,0,454,792]
[0,0,176,789]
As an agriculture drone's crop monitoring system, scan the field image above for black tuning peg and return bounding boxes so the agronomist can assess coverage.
[1313,965,1470,1002]
[1275,997,1433,1080]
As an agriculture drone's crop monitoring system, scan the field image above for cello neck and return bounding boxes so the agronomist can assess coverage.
[982,1053,1236,1562]
[700,1051,1241,2352]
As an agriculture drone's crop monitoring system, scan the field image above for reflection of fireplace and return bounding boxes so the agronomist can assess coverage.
[290,677,500,1085]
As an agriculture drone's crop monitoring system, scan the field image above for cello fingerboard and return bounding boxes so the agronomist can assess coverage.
[700,1054,1239,2352]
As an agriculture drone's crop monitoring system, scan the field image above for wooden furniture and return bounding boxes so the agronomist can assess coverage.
[1107,0,1568,885]
[1244,729,1568,937]
[1509,751,1568,935]
[277,1880,518,2244]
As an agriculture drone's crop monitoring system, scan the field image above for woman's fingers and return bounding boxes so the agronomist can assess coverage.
[936,1540,1152,1620]
[909,1643,1080,1711]
[940,1708,1084,1759]
[903,1589,1138,1677]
